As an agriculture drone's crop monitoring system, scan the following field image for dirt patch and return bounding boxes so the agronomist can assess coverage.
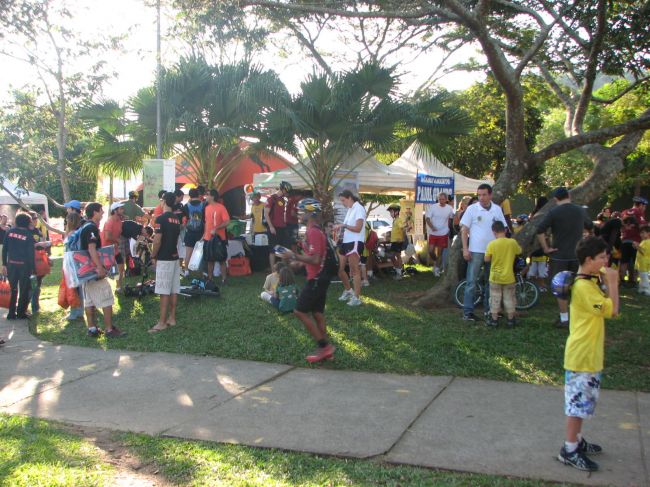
[58,423,172,487]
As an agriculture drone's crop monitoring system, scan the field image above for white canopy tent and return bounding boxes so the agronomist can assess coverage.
[390,142,493,194]
[253,148,416,195]
[0,180,49,218]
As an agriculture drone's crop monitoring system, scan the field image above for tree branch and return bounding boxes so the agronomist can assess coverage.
[592,76,650,104]
[283,21,334,76]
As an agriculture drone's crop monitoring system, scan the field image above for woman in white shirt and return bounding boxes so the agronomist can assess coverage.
[334,190,366,306]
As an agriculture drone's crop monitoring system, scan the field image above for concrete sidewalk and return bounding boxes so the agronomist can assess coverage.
[1,318,648,486]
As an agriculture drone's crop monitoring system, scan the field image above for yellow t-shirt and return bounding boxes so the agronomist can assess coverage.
[564,277,613,372]
[252,203,266,234]
[485,237,522,284]
[391,216,405,243]
[637,239,650,272]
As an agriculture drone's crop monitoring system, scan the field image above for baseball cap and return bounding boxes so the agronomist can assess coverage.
[632,196,648,205]
[110,201,125,213]
[63,200,81,210]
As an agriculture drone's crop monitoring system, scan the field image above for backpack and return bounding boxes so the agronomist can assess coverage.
[277,284,298,312]
[317,235,340,280]
[65,222,93,252]
[186,201,204,232]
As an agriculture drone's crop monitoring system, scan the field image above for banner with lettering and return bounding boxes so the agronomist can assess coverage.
[415,173,454,204]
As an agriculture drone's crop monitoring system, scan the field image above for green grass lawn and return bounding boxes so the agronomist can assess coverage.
[32,256,650,391]
[0,414,575,487]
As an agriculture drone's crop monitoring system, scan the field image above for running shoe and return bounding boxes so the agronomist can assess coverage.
[306,344,336,363]
[462,313,478,322]
[338,290,353,301]
[506,318,517,328]
[433,267,441,277]
[557,446,599,471]
[361,280,370,287]
[105,327,127,338]
[485,317,498,327]
[578,437,602,455]
[554,318,569,329]
[87,326,102,338]
[347,296,362,306]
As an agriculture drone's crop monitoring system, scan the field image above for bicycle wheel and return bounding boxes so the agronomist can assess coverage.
[515,279,539,310]
[454,280,482,308]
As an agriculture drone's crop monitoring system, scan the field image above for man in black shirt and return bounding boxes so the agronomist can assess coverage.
[80,202,125,338]
[537,187,594,328]
[150,192,181,333]
[1,213,35,320]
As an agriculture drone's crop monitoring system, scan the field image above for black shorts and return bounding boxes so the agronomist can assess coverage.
[296,278,330,314]
[339,241,364,256]
[184,230,203,248]
[268,227,290,248]
[620,241,637,265]
[389,241,406,253]
[549,259,579,281]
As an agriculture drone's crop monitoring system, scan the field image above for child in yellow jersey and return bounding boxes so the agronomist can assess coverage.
[633,225,650,295]
[484,220,522,327]
[557,236,619,472]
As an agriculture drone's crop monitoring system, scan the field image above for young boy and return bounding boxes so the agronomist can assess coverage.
[558,236,619,472]
[633,225,650,295]
[484,220,521,327]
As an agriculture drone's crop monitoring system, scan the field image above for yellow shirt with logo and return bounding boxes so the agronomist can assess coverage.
[252,203,266,234]
[485,237,522,284]
[391,216,406,243]
[564,277,613,372]
[637,239,650,272]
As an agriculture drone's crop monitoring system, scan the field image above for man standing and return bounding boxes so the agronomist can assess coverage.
[182,188,205,276]
[425,193,455,277]
[150,192,181,333]
[387,203,408,280]
[122,191,146,223]
[103,201,125,292]
[265,181,292,268]
[537,187,594,328]
[80,203,125,338]
[278,198,335,363]
[460,184,507,321]
[203,189,230,284]
[619,196,647,286]
[1,213,35,320]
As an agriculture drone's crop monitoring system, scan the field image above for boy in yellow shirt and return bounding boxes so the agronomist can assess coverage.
[633,225,650,295]
[557,236,619,472]
[484,220,522,327]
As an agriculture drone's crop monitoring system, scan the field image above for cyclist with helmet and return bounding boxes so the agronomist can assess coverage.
[387,203,408,280]
[265,181,292,269]
[619,195,647,286]
[277,198,336,363]
[335,189,366,307]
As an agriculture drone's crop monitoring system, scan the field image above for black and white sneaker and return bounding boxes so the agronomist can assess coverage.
[462,313,478,322]
[557,446,599,471]
[578,437,603,455]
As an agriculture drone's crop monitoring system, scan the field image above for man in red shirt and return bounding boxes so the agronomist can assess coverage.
[203,189,230,284]
[264,181,292,268]
[279,198,335,363]
[619,196,648,285]
[103,201,125,292]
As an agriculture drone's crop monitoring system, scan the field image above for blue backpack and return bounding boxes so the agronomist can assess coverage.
[65,222,93,252]
[186,201,204,232]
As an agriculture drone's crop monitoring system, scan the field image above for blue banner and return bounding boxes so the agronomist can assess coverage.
[415,173,454,203]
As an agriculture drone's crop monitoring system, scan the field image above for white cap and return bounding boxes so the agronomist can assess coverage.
[110,201,125,213]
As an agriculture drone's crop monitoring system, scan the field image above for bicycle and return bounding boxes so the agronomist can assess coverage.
[453,258,539,310]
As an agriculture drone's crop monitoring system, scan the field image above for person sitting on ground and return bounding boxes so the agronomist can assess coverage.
[557,236,618,472]
[387,203,408,280]
[1,213,35,320]
[261,265,298,312]
[484,220,522,327]
[261,261,286,302]
[633,224,650,296]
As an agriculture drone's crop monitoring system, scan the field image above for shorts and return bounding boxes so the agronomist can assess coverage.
[564,370,602,418]
[489,282,516,315]
[184,230,203,248]
[428,234,449,248]
[155,259,181,295]
[268,227,290,249]
[286,223,299,246]
[82,278,115,309]
[528,260,548,278]
[549,259,579,281]
[620,241,637,265]
[339,241,364,256]
[295,278,330,314]
[389,241,406,253]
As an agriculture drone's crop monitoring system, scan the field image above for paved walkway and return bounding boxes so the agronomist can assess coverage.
[1,317,648,486]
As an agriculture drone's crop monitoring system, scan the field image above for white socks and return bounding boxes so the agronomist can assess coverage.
[560,312,569,322]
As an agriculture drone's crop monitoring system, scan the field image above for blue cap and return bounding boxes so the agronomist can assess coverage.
[63,200,81,210]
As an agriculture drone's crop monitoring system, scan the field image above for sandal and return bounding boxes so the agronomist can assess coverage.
[148,323,169,333]
[166,321,177,327]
